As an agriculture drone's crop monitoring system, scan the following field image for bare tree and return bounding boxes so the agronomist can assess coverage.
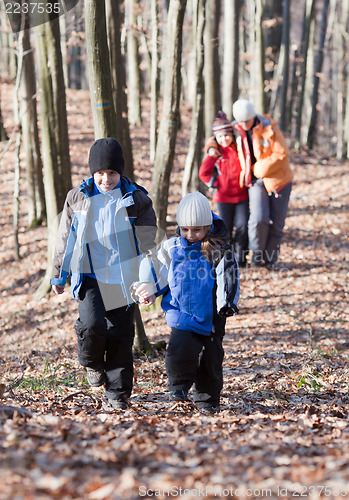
[182,0,205,196]
[85,0,151,353]
[125,0,142,125]
[106,0,134,178]
[247,0,265,112]
[149,0,160,163]
[278,0,291,131]
[293,0,315,150]
[222,0,240,119]
[203,0,220,138]
[307,0,330,149]
[0,90,8,142]
[84,0,117,139]
[151,0,188,231]
[21,25,45,226]
[34,9,72,297]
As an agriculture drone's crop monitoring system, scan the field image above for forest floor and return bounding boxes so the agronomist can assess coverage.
[0,83,349,500]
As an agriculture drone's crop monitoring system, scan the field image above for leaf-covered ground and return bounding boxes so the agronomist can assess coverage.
[0,84,349,499]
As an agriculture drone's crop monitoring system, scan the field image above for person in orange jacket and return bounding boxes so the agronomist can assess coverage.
[199,111,249,266]
[205,100,293,269]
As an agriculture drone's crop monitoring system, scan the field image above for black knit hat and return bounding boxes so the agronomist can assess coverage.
[88,137,125,176]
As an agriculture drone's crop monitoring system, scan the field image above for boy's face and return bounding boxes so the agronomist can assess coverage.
[215,131,233,148]
[93,169,120,192]
[238,118,255,131]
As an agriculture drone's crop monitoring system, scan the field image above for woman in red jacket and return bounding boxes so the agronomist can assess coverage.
[199,111,249,266]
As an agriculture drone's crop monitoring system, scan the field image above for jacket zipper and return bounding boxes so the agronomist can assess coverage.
[102,195,108,283]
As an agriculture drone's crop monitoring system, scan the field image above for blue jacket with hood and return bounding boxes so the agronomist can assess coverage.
[159,214,240,335]
[50,175,165,304]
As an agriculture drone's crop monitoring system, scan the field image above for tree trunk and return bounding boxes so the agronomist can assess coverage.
[87,0,147,352]
[203,0,221,139]
[0,90,8,141]
[222,0,240,119]
[106,0,134,178]
[13,30,24,261]
[84,0,117,139]
[125,0,142,126]
[278,0,291,132]
[342,3,349,158]
[34,11,72,298]
[59,15,69,88]
[307,0,330,149]
[149,0,160,163]
[249,0,265,112]
[182,0,205,196]
[132,304,154,355]
[21,24,46,226]
[263,0,282,95]
[293,0,315,150]
[151,0,188,232]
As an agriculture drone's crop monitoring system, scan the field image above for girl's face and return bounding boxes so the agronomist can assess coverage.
[94,169,121,191]
[180,226,209,243]
[215,131,233,148]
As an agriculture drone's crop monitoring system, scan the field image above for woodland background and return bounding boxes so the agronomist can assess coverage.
[0,0,349,499]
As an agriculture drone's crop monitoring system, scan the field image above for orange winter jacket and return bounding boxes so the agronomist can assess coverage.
[205,115,293,194]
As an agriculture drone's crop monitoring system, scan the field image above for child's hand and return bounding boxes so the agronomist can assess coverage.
[219,306,235,317]
[52,285,65,295]
[134,282,156,306]
[208,147,220,158]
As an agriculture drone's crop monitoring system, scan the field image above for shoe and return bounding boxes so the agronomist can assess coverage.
[265,261,277,270]
[108,398,129,410]
[250,259,264,268]
[86,368,106,387]
[195,402,219,414]
[170,390,188,402]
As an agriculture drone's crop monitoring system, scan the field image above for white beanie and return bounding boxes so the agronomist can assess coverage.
[176,192,213,227]
[232,99,256,122]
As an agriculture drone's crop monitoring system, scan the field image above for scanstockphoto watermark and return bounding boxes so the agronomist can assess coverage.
[138,485,349,498]
[139,486,274,498]
[3,0,80,32]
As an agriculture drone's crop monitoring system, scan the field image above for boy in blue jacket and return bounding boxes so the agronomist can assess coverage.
[51,138,162,410]
[136,192,240,413]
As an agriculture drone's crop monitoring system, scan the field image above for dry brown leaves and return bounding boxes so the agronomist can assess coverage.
[0,84,348,499]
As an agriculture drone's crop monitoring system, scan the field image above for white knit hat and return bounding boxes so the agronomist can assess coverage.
[176,192,213,227]
[232,99,256,122]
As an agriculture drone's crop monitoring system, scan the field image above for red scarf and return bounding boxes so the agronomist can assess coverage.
[235,123,253,187]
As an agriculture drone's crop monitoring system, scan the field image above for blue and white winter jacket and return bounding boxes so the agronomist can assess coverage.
[50,176,165,304]
[159,215,240,336]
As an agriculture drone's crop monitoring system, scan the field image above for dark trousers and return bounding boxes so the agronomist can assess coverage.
[216,200,249,265]
[74,277,135,400]
[165,315,225,406]
[248,179,292,264]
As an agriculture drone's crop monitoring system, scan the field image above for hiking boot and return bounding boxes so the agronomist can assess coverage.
[170,390,188,402]
[86,368,106,387]
[195,402,219,414]
[108,397,129,410]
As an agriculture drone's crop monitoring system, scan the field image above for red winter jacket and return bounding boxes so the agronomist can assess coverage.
[199,145,248,204]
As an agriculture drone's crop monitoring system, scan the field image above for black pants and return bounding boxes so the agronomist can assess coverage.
[74,277,135,400]
[165,315,225,406]
[216,200,249,265]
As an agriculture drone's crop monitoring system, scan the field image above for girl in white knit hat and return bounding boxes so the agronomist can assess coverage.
[135,192,240,414]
